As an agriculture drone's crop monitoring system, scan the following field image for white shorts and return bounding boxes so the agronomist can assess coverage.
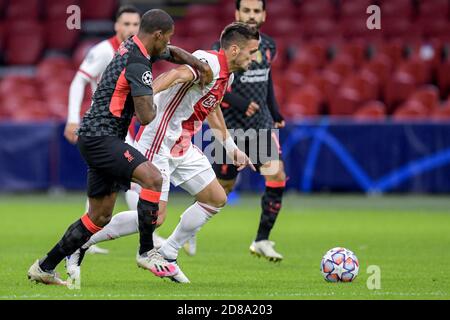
[136,144,216,202]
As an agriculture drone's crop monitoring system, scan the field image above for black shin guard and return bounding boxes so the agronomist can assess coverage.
[39,219,93,272]
[255,186,285,241]
[137,199,159,255]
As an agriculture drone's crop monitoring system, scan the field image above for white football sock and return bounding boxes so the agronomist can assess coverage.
[159,202,220,260]
[125,183,141,211]
[82,210,138,249]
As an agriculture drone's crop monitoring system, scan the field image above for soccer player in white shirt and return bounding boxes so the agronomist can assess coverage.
[65,22,260,284]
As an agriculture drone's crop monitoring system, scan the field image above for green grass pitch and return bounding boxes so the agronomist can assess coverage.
[0,192,449,300]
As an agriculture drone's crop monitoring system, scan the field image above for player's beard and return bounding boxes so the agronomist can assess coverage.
[243,19,262,30]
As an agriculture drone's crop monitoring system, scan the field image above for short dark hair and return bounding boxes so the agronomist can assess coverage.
[139,9,174,34]
[220,22,260,49]
[236,0,266,10]
[115,5,140,21]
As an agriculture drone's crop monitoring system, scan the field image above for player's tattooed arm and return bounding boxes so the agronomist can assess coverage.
[133,95,156,125]
[166,45,213,88]
[152,65,196,94]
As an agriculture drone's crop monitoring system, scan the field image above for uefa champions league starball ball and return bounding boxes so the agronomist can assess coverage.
[320,247,359,282]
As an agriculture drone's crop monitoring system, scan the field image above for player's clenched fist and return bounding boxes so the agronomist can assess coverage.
[232,149,256,172]
[64,123,79,144]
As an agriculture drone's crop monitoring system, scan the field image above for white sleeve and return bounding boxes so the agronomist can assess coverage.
[78,41,114,81]
[68,41,114,124]
[185,50,220,84]
[67,73,89,124]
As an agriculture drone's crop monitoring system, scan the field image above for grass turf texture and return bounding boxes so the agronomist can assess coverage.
[0,193,449,300]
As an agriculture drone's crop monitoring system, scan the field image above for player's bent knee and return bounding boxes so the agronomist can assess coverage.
[91,213,112,227]
[212,191,227,208]
[139,162,163,191]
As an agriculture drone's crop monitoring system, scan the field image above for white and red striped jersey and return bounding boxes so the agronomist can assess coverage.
[135,49,233,160]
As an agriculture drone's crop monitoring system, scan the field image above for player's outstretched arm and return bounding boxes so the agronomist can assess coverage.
[166,46,213,87]
[152,65,196,94]
[207,107,256,172]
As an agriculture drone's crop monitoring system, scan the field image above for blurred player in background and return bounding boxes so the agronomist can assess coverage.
[65,22,259,285]
[63,5,164,253]
[207,0,286,262]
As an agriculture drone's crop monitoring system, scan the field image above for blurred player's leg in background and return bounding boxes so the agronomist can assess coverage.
[250,160,286,262]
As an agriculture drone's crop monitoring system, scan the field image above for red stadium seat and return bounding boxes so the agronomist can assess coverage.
[0,23,4,54]
[329,87,362,116]
[8,19,42,34]
[0,76,38,101]
[335,41,368,67]
[437,60,450,98]
[384,71,416,113]
[290,52,319,77]
[432,102,450,120]
[184,4,220,20]
[360,54,392,84]
[284,70,306,98]
[186,19,222,38]
[397,57,431,85]
[353,100,387,121]
[80,0,117,20]
[0,0,6,17]
[392,100,429,120]
[408,85,440,113]
[418,0,449,19]
[299,18,339,41]
[381,18,420,40]
[272,82,287,107]
[340,0,373,19]
[340,17,383,40]
[37,57,75,80]
[11,99,54,122]
[307,70,341,105]
[174,19,189,37]
[373,40,407,66]
[46,19,80,50]
[44,0,80,19]
[6,30,44,65]
[418,17,450,39]
[216,1,235,22]
[342,71,379,102]
[380,0,414,20]
[265,2,297,20]
[169,36,199,54]
[284,85,322,118]
[261,19,299,38]
[298,41,328,68]
[6,0,40,20]
[299,0,336,19]
[327,54,355,79]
